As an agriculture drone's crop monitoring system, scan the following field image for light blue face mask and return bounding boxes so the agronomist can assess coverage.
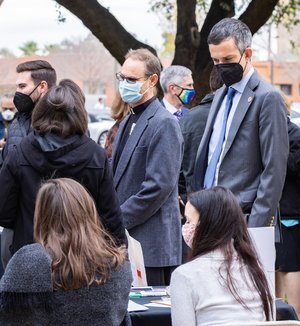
[119,80,145,104]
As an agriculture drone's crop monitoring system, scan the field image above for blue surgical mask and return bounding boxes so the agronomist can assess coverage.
[119,80,145,104]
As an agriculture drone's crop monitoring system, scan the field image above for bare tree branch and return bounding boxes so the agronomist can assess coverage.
[55,0,157,64]
[239,0,280,34]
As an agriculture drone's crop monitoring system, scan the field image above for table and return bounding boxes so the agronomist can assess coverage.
[130,297,171,326]
[130,297,299,326]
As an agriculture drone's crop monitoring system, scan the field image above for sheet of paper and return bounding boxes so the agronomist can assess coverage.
[248,227,275,319]
[127,299,149,312]
[248,227,275,272]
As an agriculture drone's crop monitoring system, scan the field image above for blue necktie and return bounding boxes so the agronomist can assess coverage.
[174,110,183,121]
[203,87,236,188]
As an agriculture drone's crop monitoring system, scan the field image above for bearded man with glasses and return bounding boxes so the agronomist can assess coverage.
[112,48,183,286]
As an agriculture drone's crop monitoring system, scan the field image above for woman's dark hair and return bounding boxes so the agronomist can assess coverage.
[188,186,273,320]
[32,79,87,137]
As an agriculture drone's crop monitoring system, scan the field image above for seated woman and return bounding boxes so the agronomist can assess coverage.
[0,178,132,325]
[170,186,273,326]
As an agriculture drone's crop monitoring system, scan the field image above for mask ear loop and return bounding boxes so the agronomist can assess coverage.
[238,50,248,73]
[28,82,41,96]
[140,75,153,96]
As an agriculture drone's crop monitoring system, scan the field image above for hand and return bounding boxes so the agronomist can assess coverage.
[0,138,6,148]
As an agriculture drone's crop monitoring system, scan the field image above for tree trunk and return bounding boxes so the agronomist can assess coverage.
[172,0,199,70]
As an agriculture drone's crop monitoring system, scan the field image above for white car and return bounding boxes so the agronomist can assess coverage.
[291,104,300,127]
[88,113,115,148]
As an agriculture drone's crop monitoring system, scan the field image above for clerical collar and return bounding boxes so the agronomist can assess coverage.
[130,97,156,115]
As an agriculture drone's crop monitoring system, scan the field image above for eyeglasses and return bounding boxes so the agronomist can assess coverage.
[115,72,146,84]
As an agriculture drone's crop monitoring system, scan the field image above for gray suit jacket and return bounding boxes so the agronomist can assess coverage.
[193,70,289,227]
[112,98,183,267]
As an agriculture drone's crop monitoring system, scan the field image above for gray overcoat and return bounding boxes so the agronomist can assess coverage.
[112,99,183,267]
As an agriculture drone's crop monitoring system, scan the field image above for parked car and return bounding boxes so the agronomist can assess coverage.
[291,105,300,127]
[88,113,115,148]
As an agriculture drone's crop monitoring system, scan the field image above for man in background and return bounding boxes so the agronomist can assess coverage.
[1,60,56,161]
[0,93,17,149]
[160,65,195,121]
[1,60,56,269]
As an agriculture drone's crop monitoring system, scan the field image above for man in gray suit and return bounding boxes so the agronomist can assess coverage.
[112,49,183,286]
[193,18,289,229]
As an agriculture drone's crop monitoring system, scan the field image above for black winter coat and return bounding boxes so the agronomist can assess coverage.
[280,120,300,219]
[178,92,214,198]
[0,133,126,253]
[1,112,31,164]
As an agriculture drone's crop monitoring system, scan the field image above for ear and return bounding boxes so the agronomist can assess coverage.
[39,80,48,94]
[244,47,252,62]
[149,74,158,87]
[168,84,177,95]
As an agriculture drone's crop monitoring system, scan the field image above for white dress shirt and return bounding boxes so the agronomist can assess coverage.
[162,98,179,115]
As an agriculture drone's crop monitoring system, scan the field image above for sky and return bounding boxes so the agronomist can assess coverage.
[0,0,164,56]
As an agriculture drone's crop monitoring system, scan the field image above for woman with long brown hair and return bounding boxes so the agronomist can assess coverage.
[170,186,273,326]
[0,79,126,257]
[0,178,132,325]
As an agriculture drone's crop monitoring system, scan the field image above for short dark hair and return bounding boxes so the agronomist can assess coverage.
[16,60,57,88]
[125,48,161,79]
[32,79,87,137]
[207,18,252,54]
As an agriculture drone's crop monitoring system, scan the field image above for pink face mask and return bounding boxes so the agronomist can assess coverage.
[182,222,197,248]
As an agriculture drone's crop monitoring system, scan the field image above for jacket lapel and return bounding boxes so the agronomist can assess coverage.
[195,86,227,163]
[221,71,259,161]
[113,99,159,188]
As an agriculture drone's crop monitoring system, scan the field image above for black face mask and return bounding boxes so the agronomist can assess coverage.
[13,83,40,114]
[216,54,245,87]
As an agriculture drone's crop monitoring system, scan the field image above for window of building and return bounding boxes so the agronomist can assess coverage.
[279,84,292,96]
